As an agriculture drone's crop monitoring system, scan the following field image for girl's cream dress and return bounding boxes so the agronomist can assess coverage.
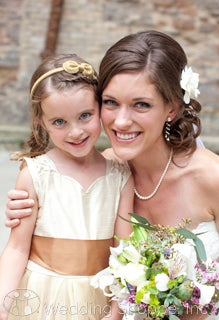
[6,154,131,320]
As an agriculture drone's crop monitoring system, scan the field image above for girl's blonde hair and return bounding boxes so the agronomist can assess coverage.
[12,54,98,166]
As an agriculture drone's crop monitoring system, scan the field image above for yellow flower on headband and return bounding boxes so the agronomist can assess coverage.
[62,61,96,79]
[80,63,94,77]
[63,61,80,74]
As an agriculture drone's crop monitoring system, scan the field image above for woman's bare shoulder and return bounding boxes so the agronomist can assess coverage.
[196,146,219,165]
[192,147,219,188]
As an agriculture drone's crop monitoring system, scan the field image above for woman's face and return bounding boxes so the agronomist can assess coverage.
[101,72,176,161]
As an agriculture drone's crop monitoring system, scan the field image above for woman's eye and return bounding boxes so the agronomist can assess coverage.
[54,119,65,126]
[135,102,151,109]
[79,112,91,120]
[102,99,117,107]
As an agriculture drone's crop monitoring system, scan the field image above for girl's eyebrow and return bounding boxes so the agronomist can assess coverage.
[47,116,63,122]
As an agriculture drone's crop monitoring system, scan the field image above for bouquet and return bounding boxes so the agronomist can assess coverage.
[91,214,219,319]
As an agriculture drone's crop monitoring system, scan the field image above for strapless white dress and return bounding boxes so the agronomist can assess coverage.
[124,220,219,320]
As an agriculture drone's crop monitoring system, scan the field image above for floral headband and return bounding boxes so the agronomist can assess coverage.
[30,60,97,99]
[180,66,200,104]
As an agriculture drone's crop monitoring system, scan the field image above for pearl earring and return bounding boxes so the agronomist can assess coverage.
[165,117,171,142]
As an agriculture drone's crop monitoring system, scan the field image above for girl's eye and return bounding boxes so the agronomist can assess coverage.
[54,119,66,126]
[135,102,151,109]
[79,112,91,120]
[102,99,117,107]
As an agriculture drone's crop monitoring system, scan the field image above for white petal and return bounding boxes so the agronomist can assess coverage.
[194,282,215,305]
[90,267,114,290]
[172,243,197,280]
[123,244,140,263]
[155,273,170,291]
[123,262,146,286]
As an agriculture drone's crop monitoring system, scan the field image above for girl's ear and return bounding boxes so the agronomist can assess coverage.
[34,117,46,130]
[34,117,41,125]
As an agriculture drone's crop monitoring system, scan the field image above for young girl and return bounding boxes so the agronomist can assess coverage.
[0,54,133,320]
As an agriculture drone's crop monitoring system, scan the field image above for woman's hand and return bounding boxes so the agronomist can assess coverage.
[5,190,34,228]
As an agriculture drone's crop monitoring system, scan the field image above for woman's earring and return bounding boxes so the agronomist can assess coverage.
[165,117,171,142]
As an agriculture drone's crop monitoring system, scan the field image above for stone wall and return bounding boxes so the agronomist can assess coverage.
[0,0,219,150]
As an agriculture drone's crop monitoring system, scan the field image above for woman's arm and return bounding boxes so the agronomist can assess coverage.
[104,175,134,320]
[114,175,134,242]
[0,166,38,319]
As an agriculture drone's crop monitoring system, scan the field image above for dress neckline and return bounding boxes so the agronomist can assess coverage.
[41,153,111,193]
[192,220,217,234]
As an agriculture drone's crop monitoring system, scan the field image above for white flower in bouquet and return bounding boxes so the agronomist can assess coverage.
[171,242,197,280]
[155,273,170,291]
[194,282,215,306]
[90,267,115,296]
[123,262,146,287]
[123,244,141,264]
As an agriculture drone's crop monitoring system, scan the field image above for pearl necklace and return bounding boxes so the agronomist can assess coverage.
[134,148,173,200]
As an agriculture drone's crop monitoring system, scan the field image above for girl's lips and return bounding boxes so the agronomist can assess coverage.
[113,130,141,143]
[67,137,89,148]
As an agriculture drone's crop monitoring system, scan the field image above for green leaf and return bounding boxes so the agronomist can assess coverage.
[193,237,207,262]
[175,228,197,239]
[145,268,153,280]
[114,235,120,243]
[175,228,207,262]
[131,216,148,241]
[169,315,180,320]
[118,214,157,231]
[130,213,158,231]
[157,292,167,299]
[117,253,128,263]
[129,213,152,226]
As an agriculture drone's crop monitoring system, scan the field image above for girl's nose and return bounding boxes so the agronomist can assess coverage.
[67,125,84,139]
[114,107,133,129]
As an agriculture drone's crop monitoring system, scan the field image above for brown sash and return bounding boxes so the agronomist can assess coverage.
[29,235,113,276]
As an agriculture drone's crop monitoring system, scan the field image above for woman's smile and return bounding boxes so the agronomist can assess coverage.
[113,130,142,143]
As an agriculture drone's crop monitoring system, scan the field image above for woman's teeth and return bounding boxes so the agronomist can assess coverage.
[116,132,138,140]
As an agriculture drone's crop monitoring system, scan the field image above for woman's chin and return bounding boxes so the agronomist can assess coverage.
[113,147,137,161]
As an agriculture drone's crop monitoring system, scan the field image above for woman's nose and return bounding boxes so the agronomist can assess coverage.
[114,107,133,129]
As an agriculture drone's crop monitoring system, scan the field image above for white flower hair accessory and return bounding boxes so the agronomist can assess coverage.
[180,66,200,104]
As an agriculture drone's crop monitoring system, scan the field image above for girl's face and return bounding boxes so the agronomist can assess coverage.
[40,86,101,160]
[101,72,177,161]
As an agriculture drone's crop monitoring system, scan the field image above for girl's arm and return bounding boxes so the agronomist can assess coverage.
[0,166,38,319]
[5,190,34,228]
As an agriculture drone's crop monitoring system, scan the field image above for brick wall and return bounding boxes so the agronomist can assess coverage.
[0,0,219,147]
